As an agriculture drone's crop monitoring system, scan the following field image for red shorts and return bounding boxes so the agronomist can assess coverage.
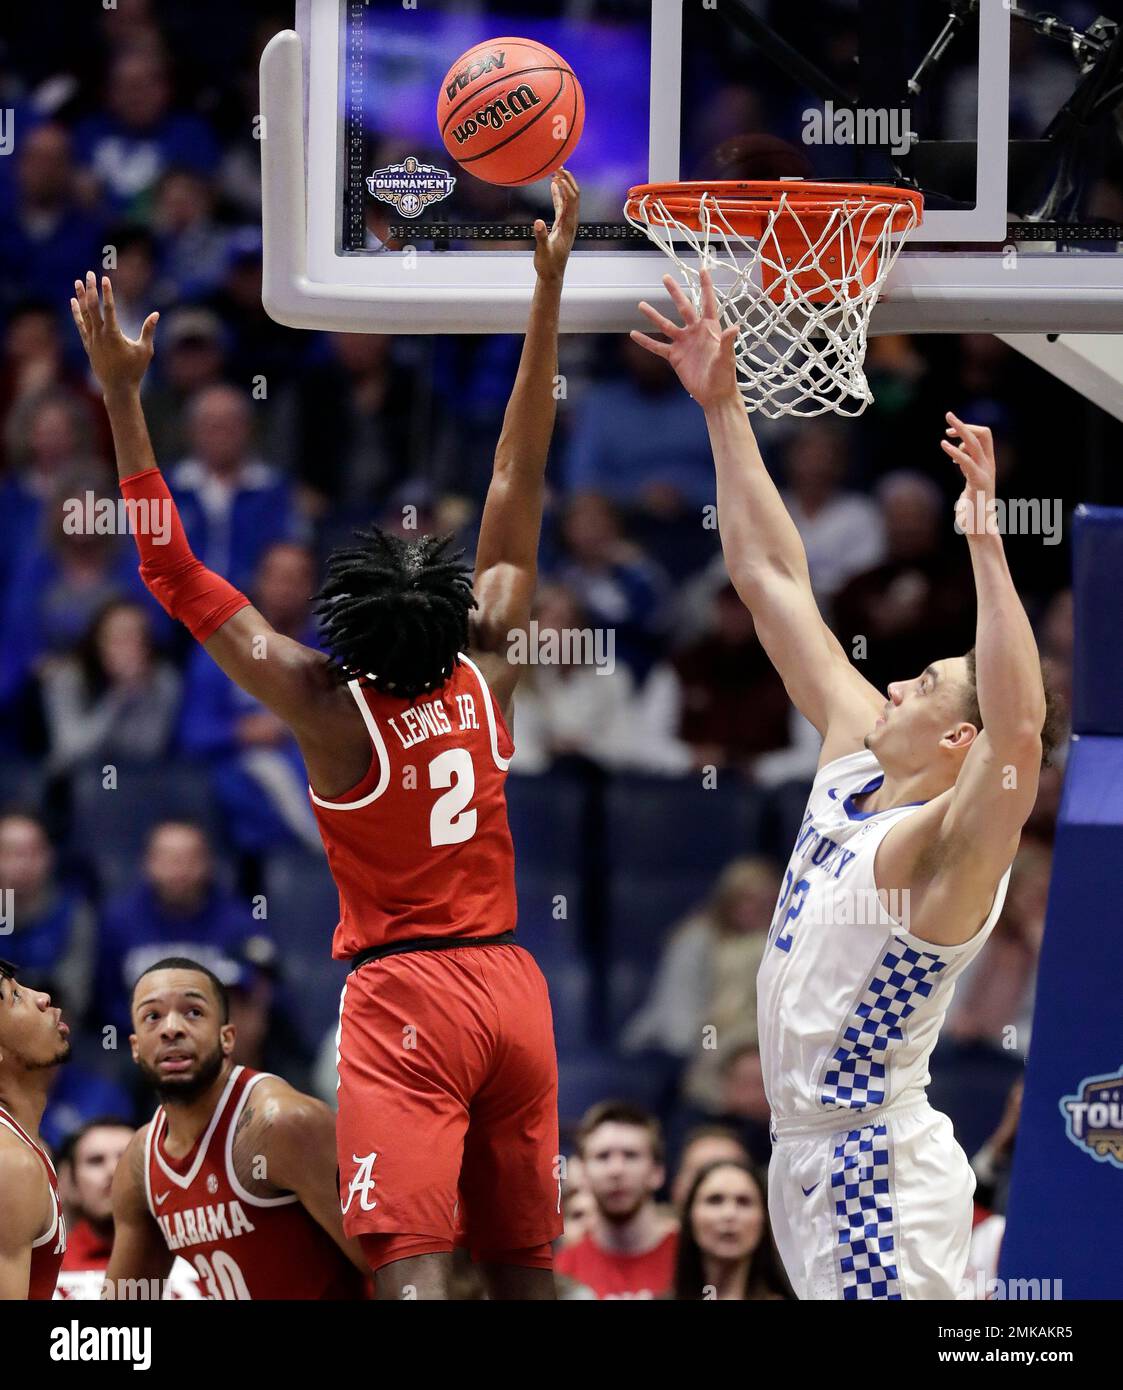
[335,943,562,1257]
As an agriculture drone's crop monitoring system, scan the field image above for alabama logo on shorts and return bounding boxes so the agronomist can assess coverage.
[365,157,456,219]
[341,1152,379,1213]
[1059,1065,1123,1169]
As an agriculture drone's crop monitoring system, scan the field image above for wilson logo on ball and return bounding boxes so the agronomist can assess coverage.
[437,36,584,187]
[449,84,542,145]
[444,51,507,102]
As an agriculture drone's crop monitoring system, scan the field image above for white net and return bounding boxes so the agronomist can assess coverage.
[624,184,921,419]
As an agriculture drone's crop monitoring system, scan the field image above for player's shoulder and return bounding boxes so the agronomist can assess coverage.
[0,1131,48,1234]
[237,1073,333,1143]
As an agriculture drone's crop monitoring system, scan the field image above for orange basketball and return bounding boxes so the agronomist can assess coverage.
[437,37,584,187]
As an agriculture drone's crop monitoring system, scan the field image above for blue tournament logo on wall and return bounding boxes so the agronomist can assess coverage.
[365,156,455,219]
[1059,1065,1123,1169]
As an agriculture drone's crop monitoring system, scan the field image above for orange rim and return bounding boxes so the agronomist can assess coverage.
[625,179,924,237]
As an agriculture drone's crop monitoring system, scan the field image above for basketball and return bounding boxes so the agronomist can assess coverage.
[437,36,584,187]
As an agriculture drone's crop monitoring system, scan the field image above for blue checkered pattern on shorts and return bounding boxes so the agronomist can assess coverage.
[819,938,946,1109]
[832,1123,901,1300]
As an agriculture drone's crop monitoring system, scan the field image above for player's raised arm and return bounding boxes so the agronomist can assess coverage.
[104,1128,175,1297]
[917,416,1048,922]
[469,170,579,715]
[69,274,343,745]
[631,272,884,757]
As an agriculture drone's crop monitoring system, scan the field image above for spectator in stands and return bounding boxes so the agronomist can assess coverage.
[178,541,323,862]
[669,582,792,770]
[272,332,451,517]
[622,857,780,1113]
[676,1043,774,1168]
[0,466,148,740]
[554,1101,679,1299]
[565,336,715,515]
[55,1117,134,1300]
[560,1154,596,1246]
[0,123,105,312]
[670,1160,792,1300]
[40,599,180,776]
[946,838,1052,1056]
[140,307,227,464]
[168,383,307,590]
[224,947,314,1095]
[105,225,163,341]
[74,49,220,215]
[554,491,672,682]
[152,168,230,301]
[832,470,976,695]
[780,422,885,603]
[0,812,96,1019]
[205,227,301,391]
[506,583,689,775]
[94,820,263,1033]
[0,385,104,611]
[669,1125,750,1212]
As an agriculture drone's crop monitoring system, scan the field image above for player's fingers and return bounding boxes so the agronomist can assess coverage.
[139,310,160,347]
[946,411,982,460]
[101,275,119,332]
[661,273,697,325]
[941,438,978,476]
[637,300,682,338]
[699,267,719,321]
[73,280,93,333]
[69,298,89,344]
[629,329,673,360]
[84,271,104,330]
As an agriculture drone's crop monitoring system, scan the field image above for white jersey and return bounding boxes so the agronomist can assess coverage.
[758,748,1011,1124]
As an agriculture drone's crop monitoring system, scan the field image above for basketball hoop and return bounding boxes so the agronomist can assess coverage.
[624,181,923,418]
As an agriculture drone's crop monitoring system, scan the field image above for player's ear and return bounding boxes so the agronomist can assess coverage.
[942,721,977,754]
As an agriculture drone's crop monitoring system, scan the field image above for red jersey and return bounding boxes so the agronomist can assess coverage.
[0,1104,66,1299]
[555,1230,679,1300]
[309,653,517,958]
[143,1065,364,1300]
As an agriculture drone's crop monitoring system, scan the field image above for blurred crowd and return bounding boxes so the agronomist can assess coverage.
[0,0,1116,1299]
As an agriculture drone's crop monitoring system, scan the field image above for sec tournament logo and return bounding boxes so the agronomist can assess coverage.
[365,156,455,219]
[1060,1065,1123,1168]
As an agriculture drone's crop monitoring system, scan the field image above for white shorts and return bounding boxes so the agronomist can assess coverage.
[767,1100,976,1300]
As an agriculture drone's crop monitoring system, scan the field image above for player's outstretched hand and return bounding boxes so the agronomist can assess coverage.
[631,270,739,409]
[942,411,997,537]
[533,168,580,282]
[70,272,159,395]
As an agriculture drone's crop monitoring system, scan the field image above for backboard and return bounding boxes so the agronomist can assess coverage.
[260,0,1123,335]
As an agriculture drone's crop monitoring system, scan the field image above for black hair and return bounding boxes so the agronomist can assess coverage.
[314,528,476,699]
[671,1159,795,1302]
[57,1115,135,1168]
[963,647,1064,769]
[132,957,230,1024]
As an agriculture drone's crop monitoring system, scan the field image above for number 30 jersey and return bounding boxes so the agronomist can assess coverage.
[310,652,518,959]
[757,749,1012,1124]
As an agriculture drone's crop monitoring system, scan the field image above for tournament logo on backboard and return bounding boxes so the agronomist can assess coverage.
[1059,1066,1123,1169]
[365,156,455,219]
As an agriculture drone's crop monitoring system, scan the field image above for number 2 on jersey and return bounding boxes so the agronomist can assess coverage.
[428,747,477,846]
[769,868,810,953]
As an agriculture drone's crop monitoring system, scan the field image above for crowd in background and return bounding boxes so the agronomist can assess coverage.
[0,0,1118,1298]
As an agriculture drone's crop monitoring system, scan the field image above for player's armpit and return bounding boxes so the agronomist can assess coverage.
[244,1082,369,1275]
[0,1142,47,1300]
[104,1128,174,1295]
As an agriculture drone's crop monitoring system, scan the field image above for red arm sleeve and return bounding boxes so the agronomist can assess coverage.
[120,467,251,644]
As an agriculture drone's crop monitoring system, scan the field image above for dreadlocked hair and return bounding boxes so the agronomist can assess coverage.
[314,528,477,699]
